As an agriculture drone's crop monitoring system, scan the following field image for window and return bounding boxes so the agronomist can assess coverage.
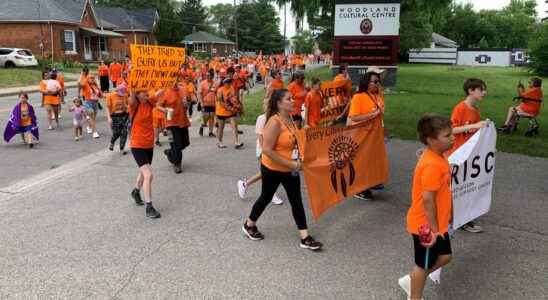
[0,49,14,55]
[193,43,206,52]
[99,37,107,52]
[64,30,76,53]
[17,50,33,56]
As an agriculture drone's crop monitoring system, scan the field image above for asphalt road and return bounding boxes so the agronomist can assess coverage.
[0,67,547,299]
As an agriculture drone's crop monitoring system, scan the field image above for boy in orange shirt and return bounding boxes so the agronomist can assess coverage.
[304,77,323,127]
[398,115,454,300]
[447,78,488,233]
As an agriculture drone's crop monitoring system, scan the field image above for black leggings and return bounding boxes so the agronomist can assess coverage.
[110,112,128,150]
[249,164,308,230]
[166,126,190,165]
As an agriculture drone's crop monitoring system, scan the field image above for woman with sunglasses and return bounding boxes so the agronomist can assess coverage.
[348,70,386,201]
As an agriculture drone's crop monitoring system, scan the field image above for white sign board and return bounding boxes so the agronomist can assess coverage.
[457,51,511,67]
[335,3,400,36]
[448,122,497,229]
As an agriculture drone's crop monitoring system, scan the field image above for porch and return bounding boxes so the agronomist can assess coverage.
[79,27,127,62]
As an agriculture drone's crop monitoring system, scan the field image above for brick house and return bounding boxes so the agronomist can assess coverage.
[182,31,236,57]
[0,0,158,62]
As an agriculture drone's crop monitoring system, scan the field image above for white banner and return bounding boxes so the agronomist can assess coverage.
[335,3,400,36]
[448,122,497,229]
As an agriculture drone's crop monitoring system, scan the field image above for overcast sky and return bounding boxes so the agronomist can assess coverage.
[199,0,548,38]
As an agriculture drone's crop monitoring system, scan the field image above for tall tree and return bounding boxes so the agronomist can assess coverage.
[292,30,315,54]
[178,0,210,38]
[208,3,236,39]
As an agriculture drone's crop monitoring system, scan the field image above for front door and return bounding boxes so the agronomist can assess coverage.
[84,37,92,61]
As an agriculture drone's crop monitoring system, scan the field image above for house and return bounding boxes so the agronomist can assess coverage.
[408,33,458,64]
[0,0,158,62]
[181,31,236,57]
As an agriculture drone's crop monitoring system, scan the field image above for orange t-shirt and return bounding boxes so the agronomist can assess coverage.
[348,92,377,123]
[105,93,128,113]
[56,74,65,90]
[184,82,197,102]
[129,97,157,149]
[199,80,217,107]
[407,148,452,235]
[157,88,190,128]
[152,108,165,129]
[216,85,236,117]
[270,79,284,90]
[79,75,92,100]
[261,115,297,172]
[449,101,481,155]
[20,103,32,127]
[41,80,61,105]
[305,90,323,127]
[288,81,307,116]
[520,87,543,116]
[109,63,122,82]
[98,64,109,77]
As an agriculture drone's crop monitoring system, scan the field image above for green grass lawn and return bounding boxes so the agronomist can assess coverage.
[0,68,43,88]
[241,64,547,158]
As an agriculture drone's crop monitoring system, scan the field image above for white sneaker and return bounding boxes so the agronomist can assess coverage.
[461,222,483,233]
[74,136,79,141]
[398,274,411,297]
[47,126,53,130]
[93,132,100,138]
[271,194,283,205]
[237,179,247,199]
[87,126,92,134]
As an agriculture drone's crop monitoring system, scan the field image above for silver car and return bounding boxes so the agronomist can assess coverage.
[0,48,39,68]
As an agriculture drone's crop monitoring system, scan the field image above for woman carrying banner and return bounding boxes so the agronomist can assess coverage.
[348,71,384,201]
[157,80,191,174]
[128,90,161,219]
[242,89,323,251]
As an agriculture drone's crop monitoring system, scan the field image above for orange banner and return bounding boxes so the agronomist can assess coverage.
[128,44,185,91]
[296,117,389,220]
[319,80,352,126]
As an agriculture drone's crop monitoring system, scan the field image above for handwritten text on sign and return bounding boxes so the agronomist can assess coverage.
[129,45,185,91]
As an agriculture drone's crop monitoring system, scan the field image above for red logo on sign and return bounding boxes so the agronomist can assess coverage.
[360,19,373,35]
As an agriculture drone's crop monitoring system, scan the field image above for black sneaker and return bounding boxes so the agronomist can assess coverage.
[173,163,182,174]
[131,189,144,206]
[146,205,161,218]
[242,222,264,241]
[109,143,114,151]
[237,130,244,134]
[354,189,373,200]
[208,132,216,138]
[29,143,34,149]
[199,126,204,137]
[300,236,323,251]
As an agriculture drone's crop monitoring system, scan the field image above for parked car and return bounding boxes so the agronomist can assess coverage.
[0,48,38,68]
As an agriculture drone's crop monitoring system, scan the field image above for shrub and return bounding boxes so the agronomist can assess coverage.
[528,23,548,76]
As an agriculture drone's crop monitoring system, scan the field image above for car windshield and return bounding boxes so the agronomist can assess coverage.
[17,50,33,56]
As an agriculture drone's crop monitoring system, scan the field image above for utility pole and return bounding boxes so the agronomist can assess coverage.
[283,3,287,55]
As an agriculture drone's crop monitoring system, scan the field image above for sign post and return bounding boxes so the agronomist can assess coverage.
[333,0,401,87]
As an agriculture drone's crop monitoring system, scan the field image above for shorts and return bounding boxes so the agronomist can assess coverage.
[217,114,235,121]
[131,148,154,167]
[292,115,303,122]
[84,100,98,114]
[412,233,452,270]
[202,106,215,113]
[73,118,85,128]
[21,125,33,133]
[45,104,60,110]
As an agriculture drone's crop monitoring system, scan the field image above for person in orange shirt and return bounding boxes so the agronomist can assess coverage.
[304,77,323,127]
[156,81,191,174]
[499,77,543,133]
[333,65,355,123]
[109,60,122,88]
[105,83,129,154]
[266,70,284,100]
[398,115,454,300]
[41,72,62,130]
[152,106,166,147]
[128,90,161,219]
[98,60,110,92]
[82,75,102,138]
[287,71,307,128]
[242,88,323,251]
[216,77,243,149]
[198,70,218,137]
[182,76,198,117]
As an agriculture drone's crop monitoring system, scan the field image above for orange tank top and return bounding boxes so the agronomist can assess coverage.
[261,115,298,172]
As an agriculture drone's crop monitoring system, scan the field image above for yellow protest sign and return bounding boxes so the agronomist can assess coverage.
[128,44,185,91]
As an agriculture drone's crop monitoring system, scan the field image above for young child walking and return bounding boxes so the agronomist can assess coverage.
[398,115,455,300]
[69,98,86,141]
[3,92,39,148]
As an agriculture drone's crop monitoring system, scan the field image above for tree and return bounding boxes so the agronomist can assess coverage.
[292,30,314,54]
[528,23,548,75]
[177,0,210,38]
[208,3,235,39]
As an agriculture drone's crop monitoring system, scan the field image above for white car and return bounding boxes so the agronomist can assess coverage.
[0,48,38,68]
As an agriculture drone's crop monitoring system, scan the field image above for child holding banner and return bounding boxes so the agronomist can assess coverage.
[447,78,488,233]
[398,115,454,300]
[242,89,322,251]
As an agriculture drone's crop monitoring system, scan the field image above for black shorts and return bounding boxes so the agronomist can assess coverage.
[217,114,235,121]
[292,115,303,121]
[203,106,215,113]
[131,148,153,167]
[412,233,452,270]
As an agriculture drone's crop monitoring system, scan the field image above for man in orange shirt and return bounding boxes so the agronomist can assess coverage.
[128,90,161,219]
[98,60,110,92]
[499,77,543,133]
[448,78,488,233]
[398,115,454,300]
[156,81,190,174]
[287,71,307,128]
[109,59,122,88]
[304,78,322,127]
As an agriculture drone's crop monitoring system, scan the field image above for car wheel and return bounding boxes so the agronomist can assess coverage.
[4,61,16,68]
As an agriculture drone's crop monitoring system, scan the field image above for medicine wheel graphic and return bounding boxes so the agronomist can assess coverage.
[360,18,373,34]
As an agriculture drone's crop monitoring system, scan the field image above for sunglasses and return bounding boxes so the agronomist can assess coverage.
[370,80,381,84]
